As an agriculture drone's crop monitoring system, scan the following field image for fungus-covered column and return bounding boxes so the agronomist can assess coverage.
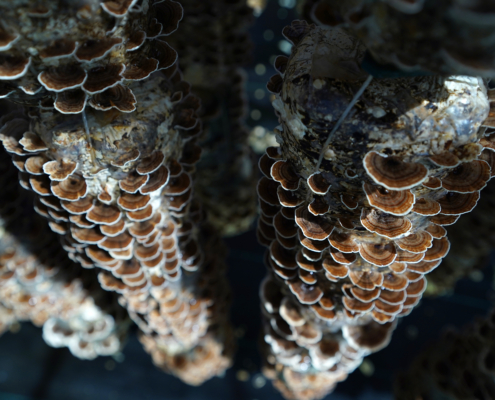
[168,0,258,236]
[0,143,126,359]
[258,21,491,400]
[0,0,233,384]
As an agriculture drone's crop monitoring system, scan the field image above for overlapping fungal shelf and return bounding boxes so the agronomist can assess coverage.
[168,0,258,236]
[0,0,233,384]
[305,0,495,76]
[395,308,495,399]
[0,0,182,113]
[0,144,126,359]
[258,21,492,399]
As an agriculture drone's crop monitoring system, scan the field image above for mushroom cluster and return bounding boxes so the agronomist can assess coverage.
[0,0,182,113]
[0,70,233,382]
[395,308,495,399]
[0,144,126,359]
[305,0,495,76]
[0,0,234,385]
[261,274,395,400]
[168,0,258,236]
[258,21,492,399]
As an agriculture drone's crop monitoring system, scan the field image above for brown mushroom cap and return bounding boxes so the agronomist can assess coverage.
[423,237,450,261]
[422,176,442,189]
[405,276,426,297]
[396,249,424,264]
[51,174,87,201]
[266,74,283,94]
[89,84,137,113]
[322,257,349,278]
[382,272,409,291]
[19,132,48,152]
[350,286,381,303]
[162,172,191,196]
[270,160,300,191]
[374,300,402,316]
[359,242,397,266]
[441,160,490,193]
[363,183,415,216]
[39,39,76,59]
[429,213,460,226]
[54,89,88,114]
[298,268,318,285]
[136,151,165,175]
[0,55,31,79]
[307,173,331,195]
[0,27,19,51]
[123,56,159,81]
[101,0,138,16]
[298,230,330,252]
[277,186,303,208]
[301,247,323,262]
[42,160,77,181]
[25,155,48,175]
[361,208,412,239]
[425,224,446,239]
[329,247,357,265]
[308,196,330,215]
[407,259,441,274]
[349,270,384,290]
[396,231,433,253]
[318,292,336,310]
[438,191,480,215]
[270,241,297,270]
[273,211,298,238]
[296,251,323,272]
[279,297,305,326]
[429,151,460,168]
[38,65,87,92]
[119,170,149,193]
[86,202,122,225]
[341,193,358,210]
[30,175,52,196]
[328,231,359,253]
[71,226,105,244]
[412,197,440,216]
[311,305,336,321]
[70,214,95,228]
[61,196,93,214]
[363,151,427,190]
[98,232,134,251]
[371,310,393,324]
[75,38,123,62]
[343,296,374,313]
[126,205,153,222]
[379,289,406,305]
[139,165,170,194]
[100,219,126,237]
[151,0,183,35]
[149,39,178,70]
[83,64,124,94]
[295,206,334,240]
[288,279,323,304]
[117,192,151,211]
[259,153,275,179]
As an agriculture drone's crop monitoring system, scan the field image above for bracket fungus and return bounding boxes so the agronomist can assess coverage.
[257,20,492,400]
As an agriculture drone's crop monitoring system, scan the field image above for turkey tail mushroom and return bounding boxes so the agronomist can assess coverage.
[258,21,491,400]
